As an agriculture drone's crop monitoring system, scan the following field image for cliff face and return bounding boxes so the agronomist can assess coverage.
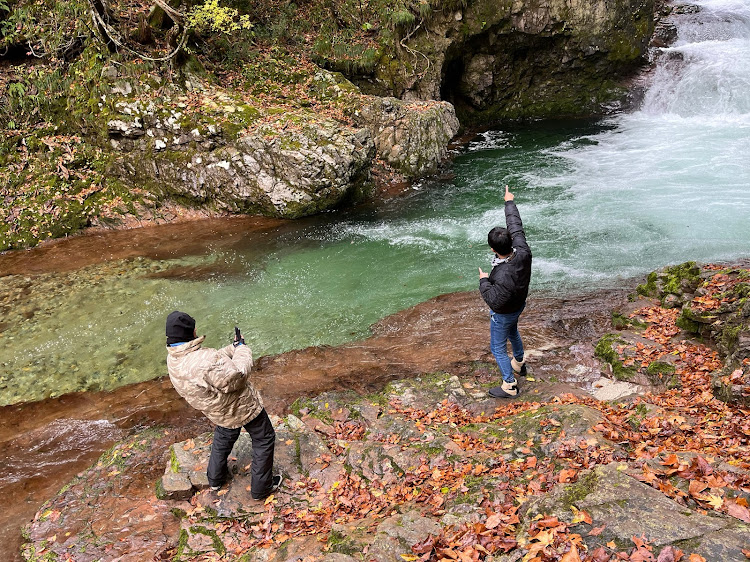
[347,0,654,123]
[0,0,656,249]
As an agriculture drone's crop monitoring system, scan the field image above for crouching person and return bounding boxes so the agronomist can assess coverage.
[165,311,282,499]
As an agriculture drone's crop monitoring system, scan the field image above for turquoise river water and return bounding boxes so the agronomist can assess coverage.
[0,0,749,406]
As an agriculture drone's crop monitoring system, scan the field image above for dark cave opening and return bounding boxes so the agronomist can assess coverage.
[440,53,477,123]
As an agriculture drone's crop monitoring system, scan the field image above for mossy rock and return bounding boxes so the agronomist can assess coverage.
[636,262,702,302]
[676,306,714,335]
[645,361,678,387]
[611,311,647,331]
[595,334,639,381]
[715,323,745,355]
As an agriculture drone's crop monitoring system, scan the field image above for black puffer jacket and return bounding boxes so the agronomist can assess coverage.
[479,201,532,314]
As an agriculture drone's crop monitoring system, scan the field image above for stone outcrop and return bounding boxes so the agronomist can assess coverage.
[113,112,376,219]
[354,97,460,179]
[634,261,750,405]
[21,264,750,561]
[105,71,461,218]
[524,462,750,561]
[341,0,655,122]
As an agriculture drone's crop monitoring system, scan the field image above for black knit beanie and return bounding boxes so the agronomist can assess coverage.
[166,311,196,345]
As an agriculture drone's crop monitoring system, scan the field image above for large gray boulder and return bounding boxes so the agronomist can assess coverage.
[354,97,460,179]
[113,113,375,219]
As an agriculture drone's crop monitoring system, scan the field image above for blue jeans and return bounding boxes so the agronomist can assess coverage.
[490,303,525,382]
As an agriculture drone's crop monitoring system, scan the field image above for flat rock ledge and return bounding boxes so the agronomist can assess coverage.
[26,366,750,561]
[21,263,750,561]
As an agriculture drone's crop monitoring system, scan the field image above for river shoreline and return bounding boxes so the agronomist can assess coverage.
[1,282,633,561]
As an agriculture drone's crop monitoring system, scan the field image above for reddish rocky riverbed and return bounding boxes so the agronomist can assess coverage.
[0,283,628,561]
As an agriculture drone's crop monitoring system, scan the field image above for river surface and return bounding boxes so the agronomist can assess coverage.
[1,0,750,559]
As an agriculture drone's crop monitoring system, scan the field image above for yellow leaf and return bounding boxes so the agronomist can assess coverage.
[217,489,228,496]
[525,376,536,382]
[400,555,418,561]
[707,494,724,509]
[532,530,554,546]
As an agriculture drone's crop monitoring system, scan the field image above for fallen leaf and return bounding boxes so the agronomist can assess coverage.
[485,512,502,529]
[560,542,581,562]
[726,500,750,523]
[559,468,578,483]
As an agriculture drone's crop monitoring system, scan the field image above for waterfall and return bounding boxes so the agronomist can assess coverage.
[641,0,750,116]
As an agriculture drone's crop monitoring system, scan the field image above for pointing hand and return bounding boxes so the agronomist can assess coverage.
[479,267,489,279]
[504,185,514,202]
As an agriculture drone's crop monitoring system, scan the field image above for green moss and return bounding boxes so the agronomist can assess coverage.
[170,507,187,519]
[664,262,700,294]
[639,262,702,301]
[595,333,638,381]
[717,324,742,352]
[289,396,315,417]
[676,307,707,335]
[637,271,659,298]
[626,403,648,429]
[169,447,180,473]
[645,361,676,385]
[154,477,167,500]
[326,530,360,556]
[175,529,189,558]
[611,311,647,330]
[559,469,599,507]
[189,526,226,555]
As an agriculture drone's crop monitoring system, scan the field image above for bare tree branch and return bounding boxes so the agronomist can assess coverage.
[87,0,189,62]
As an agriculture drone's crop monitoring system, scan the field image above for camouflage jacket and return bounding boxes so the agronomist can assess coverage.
[166,336,263,429]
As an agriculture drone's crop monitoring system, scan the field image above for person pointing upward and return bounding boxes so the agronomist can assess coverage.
[479,185,532,398]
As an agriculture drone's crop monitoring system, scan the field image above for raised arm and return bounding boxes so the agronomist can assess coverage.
[503,186,529,253]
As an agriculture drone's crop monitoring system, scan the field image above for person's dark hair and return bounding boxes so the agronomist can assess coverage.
[488,227,512,255]
[166,311,196,345]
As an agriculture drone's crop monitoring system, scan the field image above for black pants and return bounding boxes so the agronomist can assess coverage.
[206,408,275,499]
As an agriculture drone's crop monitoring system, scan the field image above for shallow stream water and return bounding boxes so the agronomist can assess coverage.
[3,0,750,405]
[1,0,750,558]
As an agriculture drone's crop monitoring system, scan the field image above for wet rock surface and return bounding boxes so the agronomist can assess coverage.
[19,263,750,561]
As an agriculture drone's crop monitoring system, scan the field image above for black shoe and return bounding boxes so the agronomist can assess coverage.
[252,474,283,500]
